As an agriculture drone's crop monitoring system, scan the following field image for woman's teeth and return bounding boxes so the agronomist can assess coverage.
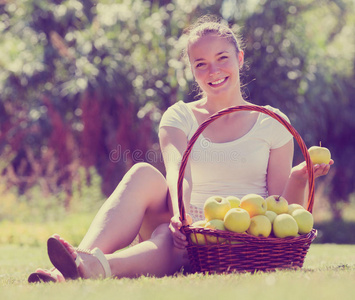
[210,78,226,85]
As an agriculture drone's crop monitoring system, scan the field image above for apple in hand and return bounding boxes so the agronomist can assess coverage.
[226,196,241,208]
[240,194,267,217]
[273,214,298,238]
[291,209,314,234]
[287,203,305,215]
[265,195,289,215]
[247,215,272,237]
[205,219,226,244]
[204,196,231,221]
[224,208,251,233]
[190,220,207,245]
[308,145,331,165]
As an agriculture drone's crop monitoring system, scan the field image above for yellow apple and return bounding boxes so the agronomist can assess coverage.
[205,219,226,244]
[265,195,288,214]
[190,220,207,245]
[240,194,267,217]
[308,145,331,165]
[287,203,305,215]
[273,214,299,238]
[247,215,272,237]
[203,196,231,221]
[265,210,277,224]
[224,208,251,233]
[291,209,314,234]
[226,195,241,208]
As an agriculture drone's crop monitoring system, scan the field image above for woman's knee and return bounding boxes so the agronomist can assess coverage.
[127,163,166,185]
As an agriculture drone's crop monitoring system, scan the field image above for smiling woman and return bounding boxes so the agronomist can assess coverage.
[28,15,333,283]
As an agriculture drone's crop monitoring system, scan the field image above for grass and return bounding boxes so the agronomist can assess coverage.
[0,244,354,300]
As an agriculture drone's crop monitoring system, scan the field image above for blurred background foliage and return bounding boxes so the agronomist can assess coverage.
[0,0,354,243]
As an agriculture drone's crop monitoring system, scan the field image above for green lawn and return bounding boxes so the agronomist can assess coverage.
[0,244,354,300]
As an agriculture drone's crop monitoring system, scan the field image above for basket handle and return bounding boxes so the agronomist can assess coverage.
[177,105,315,223]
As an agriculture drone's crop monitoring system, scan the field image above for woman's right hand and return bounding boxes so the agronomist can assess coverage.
[169,214,191,249]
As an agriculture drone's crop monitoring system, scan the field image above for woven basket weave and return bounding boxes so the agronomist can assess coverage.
[177,105,317,273]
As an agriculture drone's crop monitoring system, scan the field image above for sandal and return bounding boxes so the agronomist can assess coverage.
[47,236,111,280]
[28,268,64,283]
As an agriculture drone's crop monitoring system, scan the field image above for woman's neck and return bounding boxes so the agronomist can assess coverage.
[203,91,247,113]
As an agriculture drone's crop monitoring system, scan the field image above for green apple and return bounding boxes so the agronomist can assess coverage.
[273,214,299,238]
[224,208,251,233]
[287,203,305,215]
[226,196,241,208]
[247,215,272,237]
[203,196,231,221]
[265,210,277,224]
[240,194,267,217]
[308,145,331,165]
[265,195,289,214]
[190,220,207,245]
[291,209,314,234]
[205,219,226,244]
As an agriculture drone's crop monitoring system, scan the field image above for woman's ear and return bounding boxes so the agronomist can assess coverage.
[238,50,244,69]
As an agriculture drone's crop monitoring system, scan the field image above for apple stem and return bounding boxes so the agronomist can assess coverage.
[319,141,322,147]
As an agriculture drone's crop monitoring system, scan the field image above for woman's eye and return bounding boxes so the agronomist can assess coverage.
[219,56,228,61]
[196,62,206,68]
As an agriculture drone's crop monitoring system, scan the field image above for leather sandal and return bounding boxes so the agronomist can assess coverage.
[28,268,64,283]
[47,236,111,280]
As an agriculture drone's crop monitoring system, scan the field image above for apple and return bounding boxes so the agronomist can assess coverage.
[273,214,299,238]
[287,203,305,215]
[291,209,314,234]
[265,195,288,214]
[203,196,231,221]
[247,215,272,237]
[308,145,331,165]
[265,210,277,224]
[224,208,251,233]
[190,220,207,245]
[205,219,226,244]
[240,194,267,217]
[226,196,241,208]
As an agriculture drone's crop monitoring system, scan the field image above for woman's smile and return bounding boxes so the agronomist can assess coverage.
[208,76,229,87]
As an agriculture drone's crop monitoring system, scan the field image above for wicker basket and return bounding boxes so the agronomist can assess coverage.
[177,105,317,273]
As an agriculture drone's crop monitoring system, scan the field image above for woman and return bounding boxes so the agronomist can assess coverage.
[28,16,333,283]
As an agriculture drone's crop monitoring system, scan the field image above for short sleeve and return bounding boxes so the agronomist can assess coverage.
[268,107,293,149]
[159,101,194,136]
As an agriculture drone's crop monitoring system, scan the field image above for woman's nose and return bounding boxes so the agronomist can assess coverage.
[209,63,220,76]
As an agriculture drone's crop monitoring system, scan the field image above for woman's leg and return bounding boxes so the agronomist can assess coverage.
[78,162,171,253]
[74,224,189,279]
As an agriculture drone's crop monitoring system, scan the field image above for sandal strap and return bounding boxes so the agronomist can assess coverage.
[91,248,112,278]
[74,247,111,278]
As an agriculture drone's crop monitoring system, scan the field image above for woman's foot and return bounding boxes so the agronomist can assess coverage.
[28,267,65,283]
[47,234,111,280]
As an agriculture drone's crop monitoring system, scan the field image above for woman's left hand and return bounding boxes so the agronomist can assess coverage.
[291,159,334,181]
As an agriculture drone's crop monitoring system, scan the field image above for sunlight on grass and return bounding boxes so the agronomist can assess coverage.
[0,244,354,300]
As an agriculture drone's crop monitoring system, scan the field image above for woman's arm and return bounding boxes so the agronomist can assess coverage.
[266,139,304,203]
[159,126,192,248]
[159,126,192,217]
[267,139,334,206]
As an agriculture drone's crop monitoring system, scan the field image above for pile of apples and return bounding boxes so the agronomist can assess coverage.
[190,194,314,245]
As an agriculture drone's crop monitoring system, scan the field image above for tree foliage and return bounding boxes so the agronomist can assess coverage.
[0,0,354,218]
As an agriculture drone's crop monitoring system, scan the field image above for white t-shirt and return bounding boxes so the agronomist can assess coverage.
[159,100,293,209]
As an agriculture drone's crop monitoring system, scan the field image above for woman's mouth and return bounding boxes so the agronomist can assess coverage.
[209,77,228,87]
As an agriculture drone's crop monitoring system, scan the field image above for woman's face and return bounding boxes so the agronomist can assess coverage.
[188,34,244,98]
